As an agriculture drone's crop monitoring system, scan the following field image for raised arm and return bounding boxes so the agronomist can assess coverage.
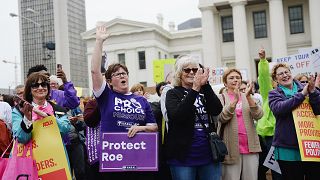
[258,49,273,103]
[91,26,109,91]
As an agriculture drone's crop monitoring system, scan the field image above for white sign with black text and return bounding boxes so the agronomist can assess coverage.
[263,146,282,174]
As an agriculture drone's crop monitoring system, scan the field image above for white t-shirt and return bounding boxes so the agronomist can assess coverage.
[0,102,12,131]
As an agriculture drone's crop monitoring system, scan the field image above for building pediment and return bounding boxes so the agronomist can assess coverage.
[82,18,171,40]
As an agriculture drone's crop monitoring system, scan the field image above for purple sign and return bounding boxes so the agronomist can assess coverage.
[99,132,158,172]
[86,125,101,165]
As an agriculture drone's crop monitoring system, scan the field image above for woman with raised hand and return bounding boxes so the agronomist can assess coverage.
[90,25,158,179]
[218,68,263,180]
[268,63,320,180]
[165,55,223,180]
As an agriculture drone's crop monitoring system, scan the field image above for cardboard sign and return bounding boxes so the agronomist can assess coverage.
[17,116,72,179]
[100,132,158,172]
[272,47,320,77]
[292,98,320,161]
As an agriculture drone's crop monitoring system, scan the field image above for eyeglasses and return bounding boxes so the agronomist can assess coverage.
[183,68,198,74]
[276,70,291,77]
[111,72,128,78]
[300,81,308,84]
[31,82,48,89]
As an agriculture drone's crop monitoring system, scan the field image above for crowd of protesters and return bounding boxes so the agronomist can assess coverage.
[1,25,320,180]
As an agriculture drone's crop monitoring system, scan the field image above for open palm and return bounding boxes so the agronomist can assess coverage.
[96,26,110,41]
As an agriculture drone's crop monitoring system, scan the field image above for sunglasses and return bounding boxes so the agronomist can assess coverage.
[183,68,198,74]
[300,81,308,84]
[31,82,48,89]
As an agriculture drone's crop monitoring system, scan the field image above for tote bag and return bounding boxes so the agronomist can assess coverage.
[2,141,38,180]
[0,139,14,178]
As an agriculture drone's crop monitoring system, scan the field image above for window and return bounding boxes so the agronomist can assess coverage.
[253,11,267,38]
[140,81,147,87]
[173,54,180,59]
[221,16,234,42]
[138,51,146,69]
[118,53,125,65]
[288,5,304,34]
[226,62,235,68]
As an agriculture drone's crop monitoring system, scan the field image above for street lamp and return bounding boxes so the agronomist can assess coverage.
[2,57,19,87]
[9,11,51,60]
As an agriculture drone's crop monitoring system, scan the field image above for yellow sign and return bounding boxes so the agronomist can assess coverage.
[17,116,72,179]
[292,98,320,161]
[153,59,176,83]
[75,87,83,97]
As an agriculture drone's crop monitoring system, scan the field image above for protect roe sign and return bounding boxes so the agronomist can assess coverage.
[100,132,158,172]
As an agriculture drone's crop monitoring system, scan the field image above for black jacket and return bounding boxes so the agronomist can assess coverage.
[165,84,222,160]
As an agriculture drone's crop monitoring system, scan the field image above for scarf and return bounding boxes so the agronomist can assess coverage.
[279,82,298,98]
[32,101,54,121]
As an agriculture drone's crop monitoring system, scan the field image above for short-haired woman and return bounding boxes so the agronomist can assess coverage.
[12,72,71,144]
[269,63,320,179]
[218,68,263,180]
[90,25,158,179]
[165,55,223,180]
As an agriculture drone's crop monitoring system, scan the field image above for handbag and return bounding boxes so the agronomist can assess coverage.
[207,131,228,162]
[2,140,38,180]
[196,96,228,163]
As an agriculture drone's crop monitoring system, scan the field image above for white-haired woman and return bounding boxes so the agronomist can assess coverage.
[165,55,223,180]
[49,75,62,90]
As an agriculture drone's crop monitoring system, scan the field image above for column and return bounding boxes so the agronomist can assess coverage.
[231,1,252,78]
[125,49,137,87]
[268,0,287,58]
[309,0,320,47]
[146,47,157,87]
[200,6,220,68]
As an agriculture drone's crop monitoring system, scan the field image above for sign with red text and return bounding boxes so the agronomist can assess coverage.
[17,116,72,179]
[273,47,320,77]
[273,52,313,77]
[292,98,320,161]
[100,132,158,172]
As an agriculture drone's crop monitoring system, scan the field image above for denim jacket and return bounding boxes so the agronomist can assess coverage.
[12,103,71,144]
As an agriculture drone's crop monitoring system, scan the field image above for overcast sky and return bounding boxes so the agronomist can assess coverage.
[0,0,200,89]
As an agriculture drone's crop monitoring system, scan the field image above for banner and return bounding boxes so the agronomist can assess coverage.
[272,47,320,77]
[210,67,248,85]
[86,124,101,165]
[210,67,225,85]
[17,116,72,179]
[100,132,158,172]
[292,98,320,161]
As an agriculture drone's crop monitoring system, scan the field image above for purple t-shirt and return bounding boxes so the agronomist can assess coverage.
[168,94,212,166]
[95,82,157,132]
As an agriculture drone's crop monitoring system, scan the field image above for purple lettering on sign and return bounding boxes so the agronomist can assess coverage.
[99,132,158,172]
